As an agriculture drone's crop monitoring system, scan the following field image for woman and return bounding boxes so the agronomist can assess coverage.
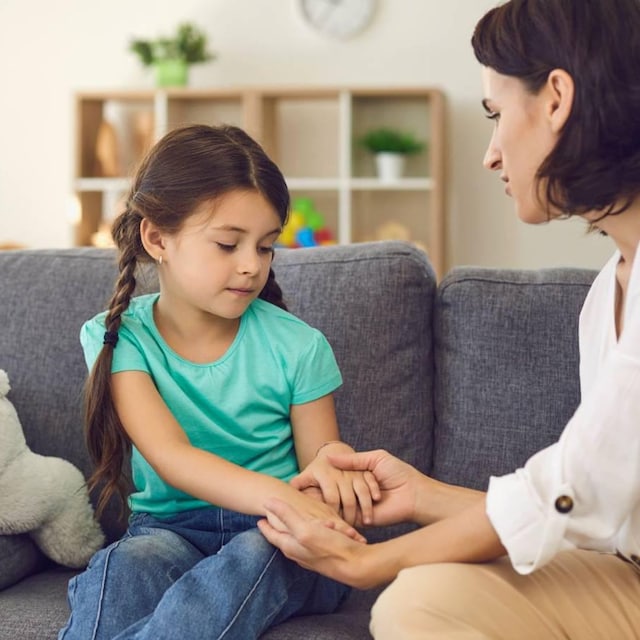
[257,0,640,637]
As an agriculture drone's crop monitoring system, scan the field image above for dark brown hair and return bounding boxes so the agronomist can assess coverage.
[85,124,290,516]
[472,0,640,218]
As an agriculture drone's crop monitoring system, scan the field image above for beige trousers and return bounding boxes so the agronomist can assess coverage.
[370,550,640,639]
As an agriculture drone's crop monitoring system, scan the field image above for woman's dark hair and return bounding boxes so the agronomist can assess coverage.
[472,0,640,218]
[85,124,290,516]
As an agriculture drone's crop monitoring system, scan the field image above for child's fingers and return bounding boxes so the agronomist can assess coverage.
[337,477,358,525]
[352,474,374,525]
[318,476,341,513]
[364,470,381,501]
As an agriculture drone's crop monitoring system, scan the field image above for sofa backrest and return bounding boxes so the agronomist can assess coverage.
[0,243,600,542]
[0,241,436,543]
[432,266,597,490]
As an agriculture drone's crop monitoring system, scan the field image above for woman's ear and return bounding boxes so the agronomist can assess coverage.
[546,69,574,134]
[139,218,165,261]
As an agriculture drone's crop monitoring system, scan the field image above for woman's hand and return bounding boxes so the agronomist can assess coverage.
[260,494,503,589]
[320,449,486,526]
[302,449,424,527]
[282,487,367,544]
[258,498,380,589]
[291,444,380,525]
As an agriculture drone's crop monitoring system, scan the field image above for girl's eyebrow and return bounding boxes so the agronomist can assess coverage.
[211,224,282,237]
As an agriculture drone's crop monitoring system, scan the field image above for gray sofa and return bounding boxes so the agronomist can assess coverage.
[0,240,596,639]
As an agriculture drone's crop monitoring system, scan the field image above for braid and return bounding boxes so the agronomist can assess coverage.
[85,209,142,519]
[259,267,288,311]
[104,243,139,333]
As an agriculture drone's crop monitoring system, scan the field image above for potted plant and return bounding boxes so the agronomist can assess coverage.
[129,23,216,87]
[359,127,426,181]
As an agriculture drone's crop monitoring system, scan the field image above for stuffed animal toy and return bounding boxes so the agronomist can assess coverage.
[0,369,104,568]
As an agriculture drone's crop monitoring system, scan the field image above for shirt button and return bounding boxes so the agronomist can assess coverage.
[554,495,573,514]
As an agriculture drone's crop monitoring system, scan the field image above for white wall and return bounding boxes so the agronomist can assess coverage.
[0,0,614,270]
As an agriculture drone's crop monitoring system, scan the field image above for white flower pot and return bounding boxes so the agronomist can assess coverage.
[375,153,405,182]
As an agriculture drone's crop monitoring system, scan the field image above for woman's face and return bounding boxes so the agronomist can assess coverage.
[481,67,560,224]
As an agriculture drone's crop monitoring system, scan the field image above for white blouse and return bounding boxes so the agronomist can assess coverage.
[486,247,640,574]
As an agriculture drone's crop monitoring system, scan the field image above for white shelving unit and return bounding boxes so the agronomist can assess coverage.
[74,86,447,276]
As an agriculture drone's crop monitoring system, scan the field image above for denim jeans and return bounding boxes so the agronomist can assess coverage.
[58,507,350,640]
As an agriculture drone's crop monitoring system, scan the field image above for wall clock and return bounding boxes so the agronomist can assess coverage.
[299,0,377,41]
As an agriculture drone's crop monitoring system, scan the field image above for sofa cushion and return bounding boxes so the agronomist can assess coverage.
[0,567,76,639]
[433,266,597,489]
[0,534,45,590]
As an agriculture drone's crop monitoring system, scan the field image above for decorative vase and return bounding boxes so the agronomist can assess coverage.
[375,152,405,182]
[154,59,189,87]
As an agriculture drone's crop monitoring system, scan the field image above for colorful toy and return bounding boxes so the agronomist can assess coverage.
[277,197,336,249]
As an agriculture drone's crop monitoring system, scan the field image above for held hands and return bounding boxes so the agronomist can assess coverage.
[291,442,381,526]
[296,448,422,528]
[259,448,424,588]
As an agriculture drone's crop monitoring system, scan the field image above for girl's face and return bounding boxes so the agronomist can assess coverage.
[159,189,282,324]
[481,67,560,224]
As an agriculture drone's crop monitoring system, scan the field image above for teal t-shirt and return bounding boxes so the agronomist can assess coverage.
[80,294,342,516]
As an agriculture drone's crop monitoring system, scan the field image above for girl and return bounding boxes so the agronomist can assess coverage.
[59,123,378,640]
[258,1,640,638]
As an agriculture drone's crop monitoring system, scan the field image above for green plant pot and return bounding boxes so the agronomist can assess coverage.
[154,59,189,87]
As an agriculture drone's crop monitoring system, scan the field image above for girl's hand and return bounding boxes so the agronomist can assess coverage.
[291,445,381,526]
[312,449,422,526]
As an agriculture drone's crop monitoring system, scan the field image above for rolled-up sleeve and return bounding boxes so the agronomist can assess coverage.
[487,253,640,574]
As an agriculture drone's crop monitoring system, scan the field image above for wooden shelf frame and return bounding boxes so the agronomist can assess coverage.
[74,86,447,276]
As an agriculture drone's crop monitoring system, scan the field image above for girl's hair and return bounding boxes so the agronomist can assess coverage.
[471,0,640,219]
[85,124,290,516]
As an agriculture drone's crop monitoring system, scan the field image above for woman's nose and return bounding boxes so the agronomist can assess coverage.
[483,132,502,171]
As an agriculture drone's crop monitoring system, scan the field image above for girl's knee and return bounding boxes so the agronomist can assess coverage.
[113,529,202,575]
[74,532,202,610]
[60,532,203,640]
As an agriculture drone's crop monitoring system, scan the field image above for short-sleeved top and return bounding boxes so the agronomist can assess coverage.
[80,294,342,516]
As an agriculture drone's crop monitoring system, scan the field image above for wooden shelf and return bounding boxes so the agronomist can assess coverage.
[74,86,447,276]
[349,178,434,190]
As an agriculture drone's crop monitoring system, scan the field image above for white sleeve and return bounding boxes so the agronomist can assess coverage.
[486,253,640,575]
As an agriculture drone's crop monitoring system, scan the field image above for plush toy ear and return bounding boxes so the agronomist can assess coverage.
[0,369,9,397]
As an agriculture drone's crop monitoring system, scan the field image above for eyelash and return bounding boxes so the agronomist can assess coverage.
[216,243,274,255]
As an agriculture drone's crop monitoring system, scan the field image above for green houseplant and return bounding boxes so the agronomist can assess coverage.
[359,128,425,155]
[359,127,426,181]
[129,23,215,87]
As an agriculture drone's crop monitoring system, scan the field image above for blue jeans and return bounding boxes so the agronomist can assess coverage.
[58,507,350,640]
